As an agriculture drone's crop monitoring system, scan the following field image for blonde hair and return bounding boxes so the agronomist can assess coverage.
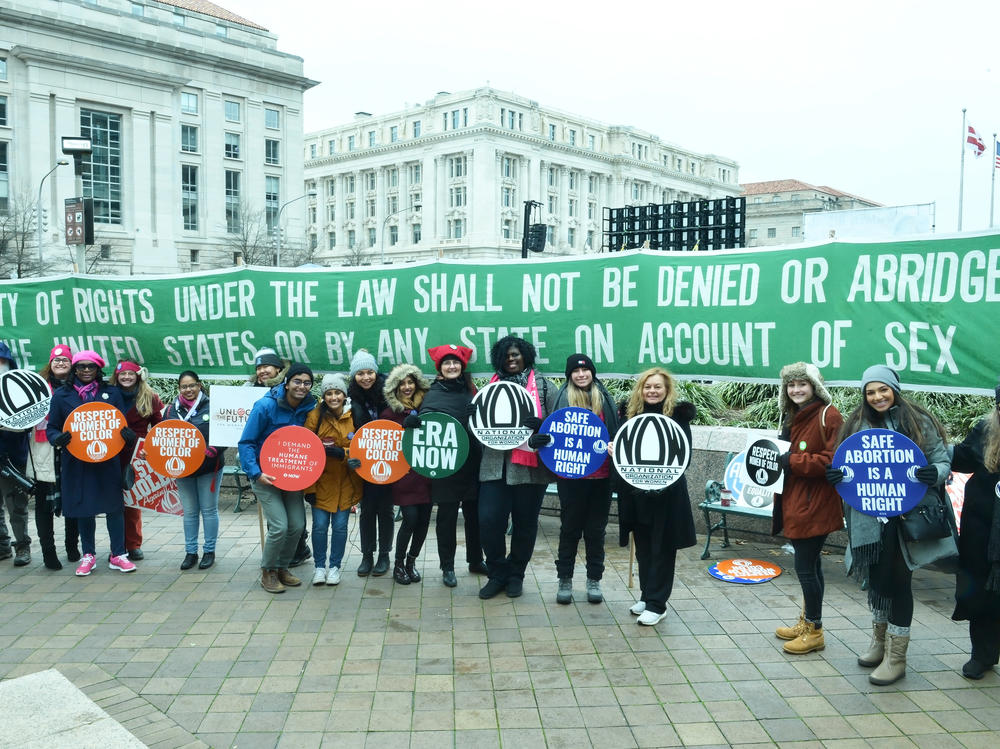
[110,361,158,418]
[566,379,603,417]
[985,408,1000,473]
[625,367,677,420]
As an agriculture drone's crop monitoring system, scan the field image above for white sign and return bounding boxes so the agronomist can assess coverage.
[0,370,52,431]
[612,413,690,490]
[208,385,269,447]
[468,381,535,451]
[739,436,791,493]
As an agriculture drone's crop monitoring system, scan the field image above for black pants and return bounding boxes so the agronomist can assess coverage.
[436,499,482,570]
[33,481,79,556]
[556,477,611,580]
[632,524,677,615]
[790,535,827,625]
[479,480,545,583]
[870,521,914,627]
[395,504,431,561]
[970,617,1000,666]
[359,485,394,556]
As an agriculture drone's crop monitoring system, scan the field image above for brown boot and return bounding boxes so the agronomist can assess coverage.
[783,621,825,654]
[869,631,909,685]
[276,568,302,587]
[858,621,888,667]
[775,612,806,641]
[261,568,285,594]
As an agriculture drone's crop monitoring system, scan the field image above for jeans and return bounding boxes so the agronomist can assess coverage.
[79,511,126,557]
[396,504,431,561]
[177,470,222,554]
[478,480,545,584]
[632,525,677,615]
[256,482,306,569]
[436,499,482,570]
[312,506,350,569]
[555,477,611,580]
[359,484,393,556]
[790,535,827,625]
[0,475,30,551]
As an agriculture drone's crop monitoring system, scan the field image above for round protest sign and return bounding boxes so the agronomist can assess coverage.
[723,452,775,508]
[144,420,206,479]
[708,558,782,584]
[401,412,469,479]
[743,437,785,490]
[260,425,325,491]
[468,381,535,450]
[832,428,928,517]
[612,413,690,490]
[0,370,52,431]
[63,402,126,463]
[537,407,609,479]
[350,419,409,484]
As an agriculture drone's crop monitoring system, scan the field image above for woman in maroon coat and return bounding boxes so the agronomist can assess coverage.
[381,364,432,585]
[771,362,845,654]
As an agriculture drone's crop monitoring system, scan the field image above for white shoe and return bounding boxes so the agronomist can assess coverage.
[637,609,667,626]
[629,600,646,616]
[312,567,327,586]
[326,566,341,585]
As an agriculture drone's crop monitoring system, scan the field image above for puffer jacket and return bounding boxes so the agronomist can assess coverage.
[380,364,432,506]
[304,403,363,512]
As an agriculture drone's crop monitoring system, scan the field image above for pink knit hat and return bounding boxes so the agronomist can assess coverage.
[49,344,73,361]
[71,350,106,369]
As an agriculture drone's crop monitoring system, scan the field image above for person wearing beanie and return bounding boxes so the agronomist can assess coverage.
[828,365,951,685]
[46,350,136,576]
[545,354,621,605]
[347,349,393,576]
[304,373,362,586]
[248,346,289,388]
[239,362,317,593]
[421,344,485,586]
[381,365,433,585]
[948,377,1000,679]
[110,360,166,561]
[0,341,32,567]
[770,362,844,655]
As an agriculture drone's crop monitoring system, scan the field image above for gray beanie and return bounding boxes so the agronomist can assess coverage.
[321,373,348,395]
[349,349,378,380]
[861,365,901,393]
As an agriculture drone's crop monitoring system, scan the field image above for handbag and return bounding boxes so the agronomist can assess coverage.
[900,499,952,542]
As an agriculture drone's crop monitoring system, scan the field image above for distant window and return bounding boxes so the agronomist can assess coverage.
[567,228,576,246]
[348,230,356,249]
[368,130,375,147]
[368,228,376,247]
[131,3,143,16]
[767,227,776,238]
[409,164,422,184]
[265,176,279,232]
[81,109,123,224]
[189,249,200,264]
[265,138,280,165]
[588,135,595,150]
[0,59,6,81]
[328,139,336,154]
[749,228,758,240]
[347,135,355,151]
[0,142,8,212]
[791,226,801,238]
[390,126,398,142]
[216,24,227,37]
[548,124,556,141]
[181,124,198,153]
[412,224,421,243]
[569,129,576,146]
[346,175,355,193]
[224,132,241,160]
[328,231,336,249]
[180,92,198,115]
[0,96,7,127]
[173,12,185,25]
[412,120,421,137]
[225,170,240,232]
[265,108,280,130]
[309,143,316,159]
[224,100,240,123]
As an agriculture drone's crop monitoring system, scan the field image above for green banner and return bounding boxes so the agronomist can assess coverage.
[1,233,997,393]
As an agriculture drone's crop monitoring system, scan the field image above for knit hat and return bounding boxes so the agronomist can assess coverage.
[428,344,473,371]
[114,361,142,375]
[49,344,73,361]
[565,353,596,380]
[861,365,901,393]
[284,363,314,385]
[321,373,348,395]
[778,361,831,413]
[254,347,283,370]
[349,349,379,380]
[72,350,106,369]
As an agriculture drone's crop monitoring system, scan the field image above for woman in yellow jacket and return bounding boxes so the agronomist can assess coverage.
[304,373,363,586]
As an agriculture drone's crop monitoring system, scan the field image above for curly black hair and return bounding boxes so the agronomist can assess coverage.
[489,335,536,373]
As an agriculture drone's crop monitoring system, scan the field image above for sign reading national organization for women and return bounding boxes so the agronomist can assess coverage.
[0,232,997,393]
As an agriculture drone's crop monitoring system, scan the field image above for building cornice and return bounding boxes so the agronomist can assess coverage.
[12,45,191,89]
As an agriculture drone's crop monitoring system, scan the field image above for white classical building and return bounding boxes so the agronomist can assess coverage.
[303,89,740,263]
[0,0,315,274]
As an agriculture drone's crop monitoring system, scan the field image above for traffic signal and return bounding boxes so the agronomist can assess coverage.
[526,223,547,253]
[40,206,49,233]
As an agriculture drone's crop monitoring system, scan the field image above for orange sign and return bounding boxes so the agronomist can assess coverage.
[350,419,409,485]
[707,558,782,585]
[144,420,206,479]
[124,439,183,516]
[260,425,326,491]
[63,402,125,463]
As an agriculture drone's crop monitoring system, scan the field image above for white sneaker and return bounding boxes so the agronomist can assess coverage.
[326,566,341,585]
[629,600,646,616]
[637,609,667,626]
[312,567,327,586]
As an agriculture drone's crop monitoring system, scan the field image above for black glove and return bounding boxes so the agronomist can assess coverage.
[825,466,844,486]
[527,433,552,449]
[52,431,72,448]
[915,465,938,485]
[325,444,346,460]
[304,493,317,506]
[464,402,477,421]
[121,426,137,443]
[524,416,543,431]
[347,458,362,470]
[779,452,791,470]
[403,413,422,429]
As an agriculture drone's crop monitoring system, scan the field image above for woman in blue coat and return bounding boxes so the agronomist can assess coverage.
[46,350,136,577]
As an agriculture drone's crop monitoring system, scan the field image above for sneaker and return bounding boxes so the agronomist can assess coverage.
[629,600,646,616]
[13,547,30,566]
[637,609,667,626]
[326,566,342,585]
[586,579,603,604]
[289,543,311,568]
[312,567,327,586]
[109,554,137,573]
[556,578,573,605]
[75,553,97,576]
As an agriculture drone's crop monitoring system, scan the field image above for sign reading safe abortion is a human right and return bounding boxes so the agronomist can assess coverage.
[832,428,928,517]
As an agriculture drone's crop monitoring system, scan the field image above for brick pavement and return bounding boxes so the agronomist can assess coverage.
[0,492,998,748]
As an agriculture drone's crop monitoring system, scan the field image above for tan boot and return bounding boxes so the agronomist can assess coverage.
[783,621,825,654]
[775,612,806,641]
[261,568,285,594]
[858,621,888,667]
[869,631,909,685]
[276,568,302,587]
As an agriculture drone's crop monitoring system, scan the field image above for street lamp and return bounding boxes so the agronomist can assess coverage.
[275,190,317,267]
[380,202,421,264]
[36,160,69,262]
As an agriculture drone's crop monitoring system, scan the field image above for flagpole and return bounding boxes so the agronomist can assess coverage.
[991,133,997,228]
[958,108,966,231]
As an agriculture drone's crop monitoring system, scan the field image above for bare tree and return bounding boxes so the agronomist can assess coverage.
[342,239,372,267]
[224,200,275,267]
[0,189,58,278]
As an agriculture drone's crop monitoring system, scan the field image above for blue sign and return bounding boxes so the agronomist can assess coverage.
[832,428,928,517]
[723,452,775,509]
[537,407,610,479]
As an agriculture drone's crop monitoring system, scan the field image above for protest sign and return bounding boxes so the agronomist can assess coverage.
[260,425,325,491]
[468,381,535,450]
[350,419,409,484]
[123,439,182,516]
[0,370,51,431]
[537,407,609,479]
[612,413,690,490]
[832,428,928,517]
[708,558,782,584]
[144,420,206,478]
[63,401,125,462]
[723,452,776,510]
[401,412,469,479]
[740,436,791,493]
[209,385,268,447]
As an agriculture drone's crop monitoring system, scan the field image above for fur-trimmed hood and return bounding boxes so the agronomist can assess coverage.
[383,364,431,413]
[778,361,831,414]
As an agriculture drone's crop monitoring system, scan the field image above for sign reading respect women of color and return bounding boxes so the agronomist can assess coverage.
[831,428,928,517]
[350,419,409,485]
[1,232,996,393]
[63,402,125,463]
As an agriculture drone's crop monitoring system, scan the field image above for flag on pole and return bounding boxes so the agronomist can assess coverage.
[995,138,1000,169]
[967,123,986,157]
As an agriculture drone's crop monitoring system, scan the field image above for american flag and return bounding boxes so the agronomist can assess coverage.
[996,139,1000,169]
[967,123,986,157]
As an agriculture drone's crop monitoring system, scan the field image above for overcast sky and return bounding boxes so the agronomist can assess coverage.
[236,0,1000,233]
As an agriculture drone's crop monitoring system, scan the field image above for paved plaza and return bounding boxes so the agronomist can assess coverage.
[0,491,998,749]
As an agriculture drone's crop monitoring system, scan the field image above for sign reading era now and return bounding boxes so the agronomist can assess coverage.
[401,412,468,479]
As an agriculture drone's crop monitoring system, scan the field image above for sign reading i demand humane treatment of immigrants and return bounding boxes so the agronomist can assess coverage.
[0,370,51,431]
[832,428,928,517]
[537,407,609,479]
[260,425,325,491]
[350,419,409,484]
[613,413,690,490]
[468,381,535,450]
[144,420,206,478]
[401,412,468,479]
[63,402,126,463]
